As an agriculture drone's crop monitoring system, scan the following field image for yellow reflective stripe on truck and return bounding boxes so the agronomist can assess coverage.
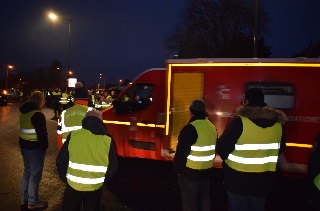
[103,120,165,128]
[165,64,172,135]
[286,143,312,148]
[171,63,320,67]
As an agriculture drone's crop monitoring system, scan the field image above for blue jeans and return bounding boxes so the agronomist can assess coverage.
[178,174,210,211]
[21,148,45,204]
[226,191,265,211]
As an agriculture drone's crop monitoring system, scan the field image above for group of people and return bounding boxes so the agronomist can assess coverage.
[43,86,119,122]
[173,88,320,211]
[45,88,74,121]
[18,84,320,210]
[19,82,118,210]
[88,90,117,109]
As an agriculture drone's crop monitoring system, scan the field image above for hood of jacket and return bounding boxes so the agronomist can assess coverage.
[82,116,107,135]
[19,101,38,114]
[236,105,287,125]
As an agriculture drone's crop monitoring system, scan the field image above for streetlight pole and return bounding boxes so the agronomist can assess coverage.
[65,18,71,92]
[99,74,105,90]
[48,13,72,91]
[253,0,259,58]
[6,65,13,90]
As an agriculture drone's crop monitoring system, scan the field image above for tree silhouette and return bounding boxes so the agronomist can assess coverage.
[165,0,271,58]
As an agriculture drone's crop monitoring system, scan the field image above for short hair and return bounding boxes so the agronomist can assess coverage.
[85,110,102,120]
[75,82,83,88]
[189,99,206,116]
[245,87,265,107]
[29,91,45,109]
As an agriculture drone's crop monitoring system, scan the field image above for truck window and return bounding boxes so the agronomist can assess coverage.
[246,82,294,109]
[116,84,153,114]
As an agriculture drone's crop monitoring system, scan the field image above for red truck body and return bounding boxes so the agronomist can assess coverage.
[102,58,320,176]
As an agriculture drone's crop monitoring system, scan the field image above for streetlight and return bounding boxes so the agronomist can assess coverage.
[48,12,72,90]
[6,65,14,90]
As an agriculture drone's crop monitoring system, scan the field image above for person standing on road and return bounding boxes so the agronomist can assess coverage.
[60,89,69,111]
[173,99,217,211]
[56,110,118,211]
[51,87,62,120]
[308,132,320,211]
[57,82,93,150]
[19,91,48,210]
[216,88,287,211]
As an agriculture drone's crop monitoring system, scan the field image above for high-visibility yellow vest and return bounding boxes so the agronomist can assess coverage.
[186,119,217,170]
[67,129,111,191]
[52,91,61,97]
[20,110,40,141]
[57,104,93,144]
[314,174,320,190]
[60,93,69,105]
[225,116,282,173]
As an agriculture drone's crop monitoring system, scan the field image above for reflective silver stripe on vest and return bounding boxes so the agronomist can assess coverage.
[191,144,215,151]
[188,144,216,161]
[69,161,108,173]
[57,107,94,137]
[227,154,278,164]
[235,143,280,150]
[20,129,36,133]
[187,154,215,162]
[66,174,105,185]
[62,126,82,133]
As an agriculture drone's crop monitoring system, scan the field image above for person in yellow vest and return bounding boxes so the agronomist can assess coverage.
[19,91,48,210]
[173,99,217,211]
[56,82,93,150]
[308,132,320,210]
[51,88,62,120]
[216,88,287,211]
[60,90,69,111]
[56,110,118,210]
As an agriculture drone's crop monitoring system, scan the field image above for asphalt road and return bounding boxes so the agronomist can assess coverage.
[0,102,315,211]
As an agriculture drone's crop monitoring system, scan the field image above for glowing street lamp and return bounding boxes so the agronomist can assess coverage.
[6,64,14,90]
[48,12,72,89]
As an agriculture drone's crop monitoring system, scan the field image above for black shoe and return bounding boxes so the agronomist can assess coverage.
[28,200,48,209]
[50,116,58,120]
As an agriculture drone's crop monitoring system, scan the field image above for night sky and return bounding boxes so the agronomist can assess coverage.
[1,0,319,87]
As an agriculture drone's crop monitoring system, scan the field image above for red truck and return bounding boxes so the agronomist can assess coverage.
[101,58,320,176]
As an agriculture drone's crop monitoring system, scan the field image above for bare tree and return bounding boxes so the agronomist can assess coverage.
[165,0,271,58]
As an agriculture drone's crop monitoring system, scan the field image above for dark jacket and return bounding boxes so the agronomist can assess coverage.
[56,115,118,184]
[173,114,215,181]
[308,132,320,184]
[19,101,48,151]
[216,105,287,196]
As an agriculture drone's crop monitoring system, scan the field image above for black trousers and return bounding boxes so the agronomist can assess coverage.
[178,174,211,211]
[62,184,102,211]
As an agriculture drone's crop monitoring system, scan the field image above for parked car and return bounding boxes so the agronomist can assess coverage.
[0,89,8,106]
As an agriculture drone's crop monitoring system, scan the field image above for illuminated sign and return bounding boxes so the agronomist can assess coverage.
[68,78,77,88]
